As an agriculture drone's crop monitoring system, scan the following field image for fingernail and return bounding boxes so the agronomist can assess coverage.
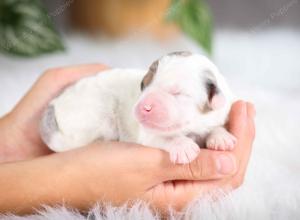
[216,154,236,175]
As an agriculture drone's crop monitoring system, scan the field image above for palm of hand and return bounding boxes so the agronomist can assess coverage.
[0,64,255,212]
[1,64,107,161]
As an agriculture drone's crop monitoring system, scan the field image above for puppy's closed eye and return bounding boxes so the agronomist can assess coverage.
[170,90,192,99]
[170,90,182,96]
[167,85,185,96]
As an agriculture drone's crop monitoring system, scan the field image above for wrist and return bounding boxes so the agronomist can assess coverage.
[0,113,20,162]
[0,112,51,163]
[56,150,100,209]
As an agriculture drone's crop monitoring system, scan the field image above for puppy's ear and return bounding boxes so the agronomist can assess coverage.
[204,70,226,110]
[141,60,159,91]
[206,80,225,110]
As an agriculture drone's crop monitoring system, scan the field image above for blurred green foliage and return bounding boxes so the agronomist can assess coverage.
[167,0,213,54]
[0,0,64,57]
[0,0,213,57]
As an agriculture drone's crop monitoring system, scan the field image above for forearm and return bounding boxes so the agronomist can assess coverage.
[0,152,90,214]
[0,141,164,215]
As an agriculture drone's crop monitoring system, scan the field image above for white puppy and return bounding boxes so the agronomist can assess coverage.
[40,52,236,164]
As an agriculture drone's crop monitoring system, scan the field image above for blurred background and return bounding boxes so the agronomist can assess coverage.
[0,1,300,166]
[0,1,300,217]
[0,0,299,115]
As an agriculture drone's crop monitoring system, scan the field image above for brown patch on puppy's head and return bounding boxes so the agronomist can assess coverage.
[141,60,159,91]
[167,51,192,57]
[141,51,192,91]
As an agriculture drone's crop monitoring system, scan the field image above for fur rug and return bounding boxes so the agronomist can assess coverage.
[0,29,299,219]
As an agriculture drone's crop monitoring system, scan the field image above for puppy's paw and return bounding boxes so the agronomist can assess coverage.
[168,137,200,164]
[206,129,237,151]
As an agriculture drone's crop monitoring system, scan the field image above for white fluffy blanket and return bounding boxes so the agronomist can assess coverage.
[0,29,300,219]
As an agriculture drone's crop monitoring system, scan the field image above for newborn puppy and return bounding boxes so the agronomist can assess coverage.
[40,52,236,164]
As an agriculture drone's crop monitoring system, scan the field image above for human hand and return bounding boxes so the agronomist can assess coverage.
[0,62,254,213]
[143,101,256,211]
[0,79,254,214]
[0,64,107,162]
[57,101,255,212]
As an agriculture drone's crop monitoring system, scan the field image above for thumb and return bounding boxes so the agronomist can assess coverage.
[162,149,237,181]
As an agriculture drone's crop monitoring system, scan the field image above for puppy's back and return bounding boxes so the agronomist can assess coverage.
[40,68,145,151]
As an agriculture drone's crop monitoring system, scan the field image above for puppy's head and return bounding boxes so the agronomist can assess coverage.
[134,51,229,134]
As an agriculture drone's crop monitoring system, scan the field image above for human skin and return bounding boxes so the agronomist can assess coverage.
[0,64,255,214]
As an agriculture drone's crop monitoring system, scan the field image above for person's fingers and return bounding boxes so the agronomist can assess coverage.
[234,101,255,172]
[227,100,248,139]
[145,179,221,212]
[247,102,256,118]
[40,63,108,90]
[228,100,255,144]
[228,101,255,161]
[160,149,237,181]
[228,101,250,165]
[224,101,256,188]
[11,63,108,120]
[125,142,236,183]
[246,102,256,140]
[32,63,108,102]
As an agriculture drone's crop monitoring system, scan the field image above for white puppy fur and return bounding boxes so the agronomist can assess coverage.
[40,52,236,164]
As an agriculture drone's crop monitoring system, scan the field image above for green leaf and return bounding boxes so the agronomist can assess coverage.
[166,0,213,55]
[0,0,64,57]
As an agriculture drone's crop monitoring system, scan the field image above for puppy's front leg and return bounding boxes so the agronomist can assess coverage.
[139,131,200,164]
[206,127,237,151]
[166,136,200,164]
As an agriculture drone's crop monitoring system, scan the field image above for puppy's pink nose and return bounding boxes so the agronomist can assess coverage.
[135,92,171,126]
[139,102,155,115]
[136,98,159,119]
[143,104,152,112]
